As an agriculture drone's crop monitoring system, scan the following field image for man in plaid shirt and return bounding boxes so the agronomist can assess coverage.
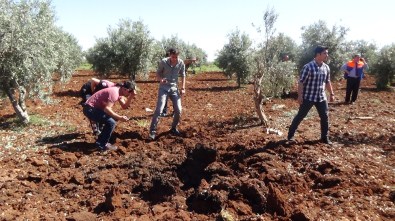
[287,45,335,144]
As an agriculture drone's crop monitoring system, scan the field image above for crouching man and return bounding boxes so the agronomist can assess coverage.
[83,81,137,151]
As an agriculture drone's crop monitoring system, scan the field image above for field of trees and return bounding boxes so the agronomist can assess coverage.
[1,1,394,220]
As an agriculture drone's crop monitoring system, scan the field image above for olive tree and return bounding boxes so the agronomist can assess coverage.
[158,35,207,64]
[371,44,395,89]
[215,29,253,87]
[0,0,83,124]
[299,20,348,79]
[252,8,297,127]
[86,19,154,80]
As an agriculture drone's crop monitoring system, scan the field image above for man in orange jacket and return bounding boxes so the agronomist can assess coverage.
[341,54,369,104]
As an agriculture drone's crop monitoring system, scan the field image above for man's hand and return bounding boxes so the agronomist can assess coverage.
[160,78,168,84]
[329,94,335,102]
[119,116,129,122]
[180,88,185,95]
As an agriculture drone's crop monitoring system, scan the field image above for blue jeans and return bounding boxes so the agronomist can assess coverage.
[288,99,329,140]
[83,105,116,147]
[150,87,182,132]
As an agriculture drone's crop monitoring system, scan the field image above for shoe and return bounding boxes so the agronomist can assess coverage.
[321,138,332,145]
[97,143,118,151]
[94,130,101,137]
[170,128,181,136]
[286,137,296,144]
[149,131,156,140]
[160,112,167,117]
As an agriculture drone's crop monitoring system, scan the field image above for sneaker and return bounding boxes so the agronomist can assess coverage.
[94,130,101,137]
[321,138,332,145]
[170,128,181,136]
[149,131,156,140]
[160,112,167,117]
[286,137,296,144]
[97,143,118,151]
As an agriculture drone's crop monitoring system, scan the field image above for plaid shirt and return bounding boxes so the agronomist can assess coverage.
[300,60,330,102]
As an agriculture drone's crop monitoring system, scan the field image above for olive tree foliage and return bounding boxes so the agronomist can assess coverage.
[344,40,378,64]
[155,35,207,64]
[298,20,348,79]
[86,19,154,80]
[0,0,83,124]
[215,29,253,87]
[253,33,298,97]
[251,8,297,127]
[370,44,395,89]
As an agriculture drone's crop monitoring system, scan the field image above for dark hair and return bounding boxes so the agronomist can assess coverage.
[116,81,137,91]
[314,45,329,55]
[168,48,179,55]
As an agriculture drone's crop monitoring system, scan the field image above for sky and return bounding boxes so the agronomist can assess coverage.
[52,0,395,61]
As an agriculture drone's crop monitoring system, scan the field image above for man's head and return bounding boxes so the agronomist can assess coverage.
[314,45,329,62]
[168,48,179,61]
[314,45,329,55]
[119,80,138,96]
[353,53,361,62]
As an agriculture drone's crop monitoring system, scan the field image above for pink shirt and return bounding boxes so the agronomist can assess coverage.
[86,87,120,110]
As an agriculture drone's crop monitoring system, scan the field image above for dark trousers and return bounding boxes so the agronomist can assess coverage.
[83,105,116,147]
[345,77,361,103]
[288,99,329,140]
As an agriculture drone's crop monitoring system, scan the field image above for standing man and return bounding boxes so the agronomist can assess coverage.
[161,56,197,117]
[341,54,368,104]
[149,48,186,140]
[287,46,335,144]
[83,81,137,151]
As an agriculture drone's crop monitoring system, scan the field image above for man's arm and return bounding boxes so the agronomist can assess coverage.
[119,92,135,109]
[297,82,303,105]
[90,78,100,92]
[103,102,129,121]
[156,60,165,81]
[179,62,186,94]
[326,81,335,102]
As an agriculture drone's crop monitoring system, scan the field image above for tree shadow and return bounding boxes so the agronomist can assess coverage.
[0,114,19,130]
[36,132,84,145]
[54,89,80,98]
[196,78,229,82]
[281,91,298,100]
[38,132,99,154]
[115,131,144,140]
[360,87,382,92]
[333,134,395,152]
[135,80,160,84]
[208,115,262,131]
[48,141,98,155]
[128,116,150,121]
[189,86,239,92]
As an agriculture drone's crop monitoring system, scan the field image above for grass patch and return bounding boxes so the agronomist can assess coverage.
[76,62,92,70]
[193,63,222,74]
[135,119,149,128]
[30,114,51,126]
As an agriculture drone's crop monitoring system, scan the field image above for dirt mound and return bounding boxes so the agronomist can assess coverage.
[0,71,394,220]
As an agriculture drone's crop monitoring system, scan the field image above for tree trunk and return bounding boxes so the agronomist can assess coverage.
[6,87,30,124]
[253,78,268,127]
[253,61,269,127]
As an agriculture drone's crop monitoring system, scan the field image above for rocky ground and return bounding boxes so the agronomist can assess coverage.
[0,70,394,221]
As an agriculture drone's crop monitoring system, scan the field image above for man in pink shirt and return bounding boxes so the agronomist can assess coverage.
[80,78,117,135]
[83,81,137,151]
